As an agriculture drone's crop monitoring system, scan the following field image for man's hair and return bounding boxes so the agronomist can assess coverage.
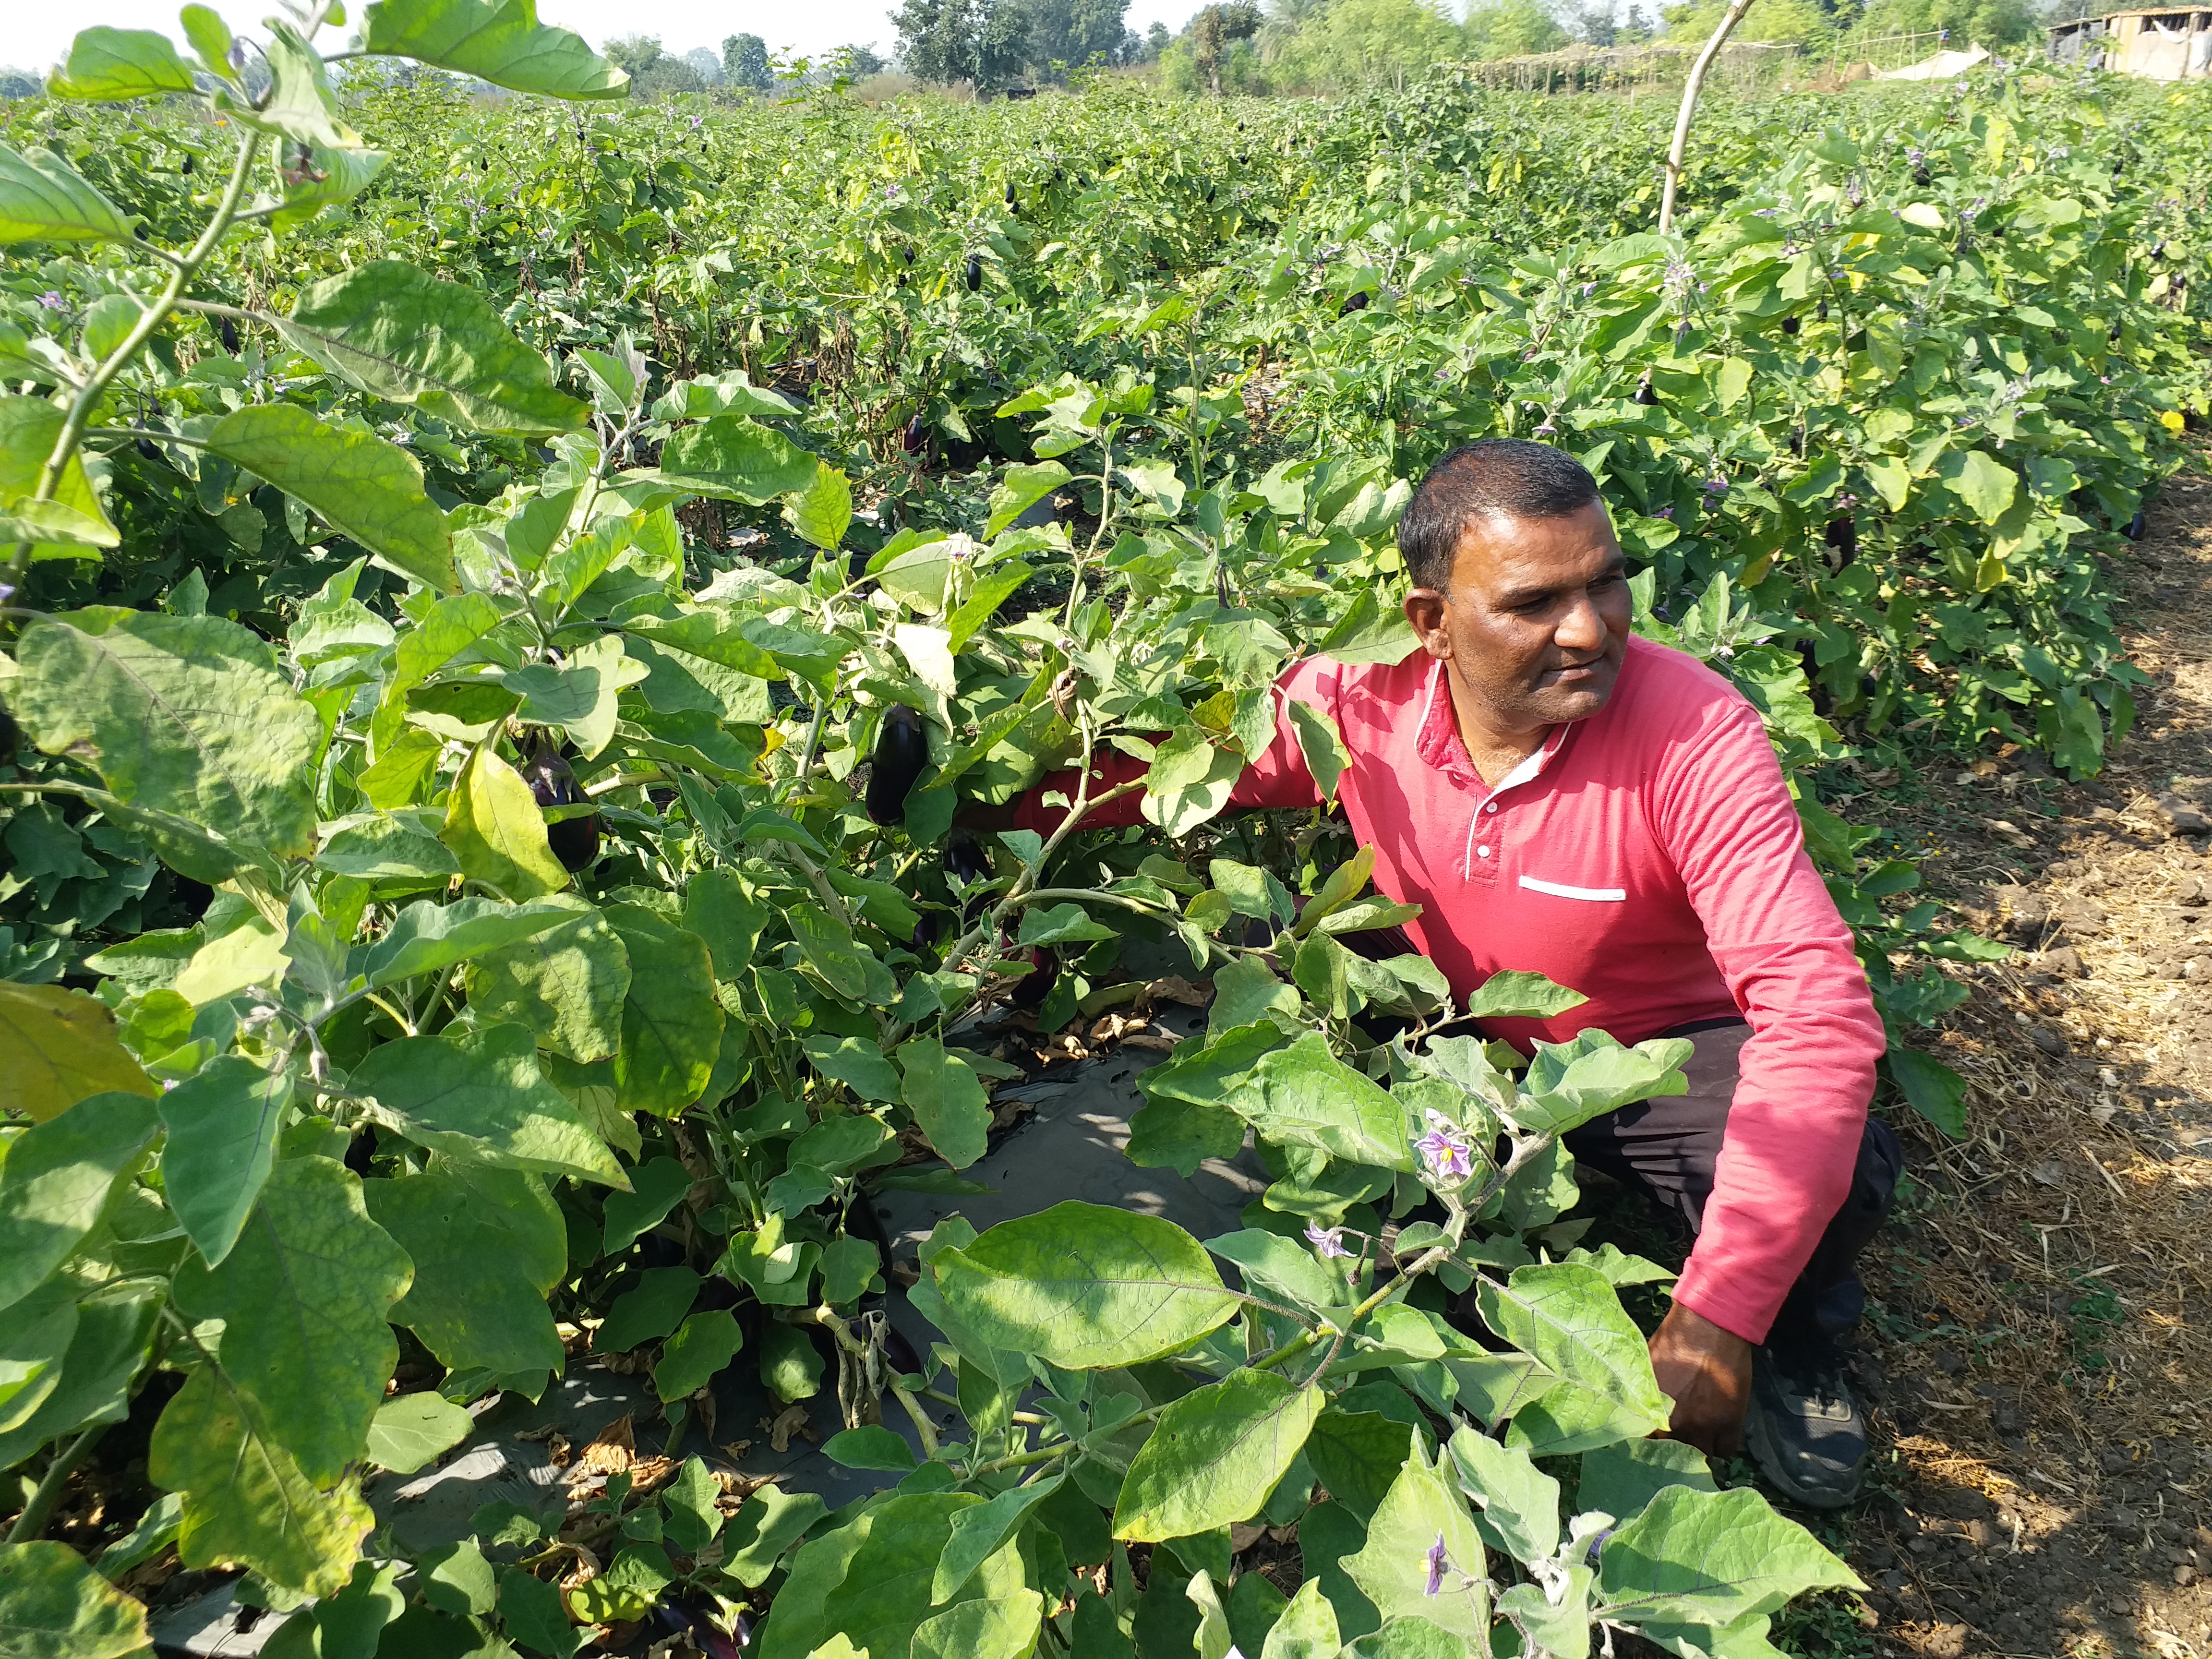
[1397,439,1600,592]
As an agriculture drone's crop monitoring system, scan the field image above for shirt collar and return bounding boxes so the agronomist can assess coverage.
[1413,658,1570,794]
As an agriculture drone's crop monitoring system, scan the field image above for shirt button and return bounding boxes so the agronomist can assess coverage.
[1476,846,1491,859]
[1485,803,1499,814]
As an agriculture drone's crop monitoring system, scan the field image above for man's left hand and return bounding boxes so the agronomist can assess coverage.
[1648,1302,1753,1456]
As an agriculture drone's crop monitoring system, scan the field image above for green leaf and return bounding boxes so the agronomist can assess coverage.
[0,1540,150,1659]
[12,611,321,857]
[680,869,768,981]
[0,1285,160,1472]
[440,744,570,901]
[1285,700,1349,804]
[172,1157,411,1483]
[149,1367,373,1598]
[1575,1438,1717,1524]
[0,145,139,244]
[1127,1094,1247,1178]
[1014,903,1119,948]
[365,1392,474,1474]
[158,1056,291,1269]
[805,1036,902,1104]
[601,1156,693,1254]
[464,902,630,1064]
[280,262,588,436]
[1516,1034,1693,1138]
[1936,449,2018,525]
[1710,356,1753,412]
[352,1023,623,1185]
[721,1486,828,1589]
[1445,1426,1559,1563]
[0,1283,74,1441]
[203,405,456,592]
[1463,970,1588,1021]
[1261,1579,1341,1659]
[0,1092,160,1315]
[643,416,817,503]
[420,1538,497,1619]
[931,1476,1061,1604]
[1339,1437,1490,1646]
[1597,1485,1861,1628]
[822,1424,916,1472]
[48,27,198,99]
[498,1567,580,1659]
[755,1492,1022,1659]
[1235,1032,1415,1172]
[1475,1264,1669,1439]
[362,896,574,989]
[359,0,629,97]
[594,1266,699,1353]
[912,1587,1044,1659]
[603,906,723,1116]
[933,1201,1242,1370]
[1886,1046,1967,1138]
[986,461,1070,539]
[1114,1369,1323,1543]
[364,1165,567,1379]
[654,1310,742,1402]
[899,1038,992,1170]
[1205,1229,1345,1310]
[1207,960,1302,1041]
[787,463,853,550]
[0,399,119,562]
[1142,730,1243,838]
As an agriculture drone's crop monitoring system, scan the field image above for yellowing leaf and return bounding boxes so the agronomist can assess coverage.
[442,744,569,900]
[0,983,156,1123]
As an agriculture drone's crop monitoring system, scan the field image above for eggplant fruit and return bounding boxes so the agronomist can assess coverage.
[523,739,600,872]
[902,414,927,454]
[2125,509,2147,541]
[136,437,163,463]
[1817,299,1829,323]
[1010,945,1059,1012]
[217,316,240,354]
[867,705,929,826]
[964,254,983,292]
[1633,378,1659,407]
[1824,516,1858,569]
[1340,291,1370,315]
[1781,313,1800,336]
[0,708,17,768]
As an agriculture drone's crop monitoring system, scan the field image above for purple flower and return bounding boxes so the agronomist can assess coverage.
[1423,1533,1450,1596]
[1533,420,1556,436]
[1655,506,1674,520]
[1304,1224,1351,1259]
[37,291,66,312]
[1414,1110,1473,1182]
[1705,477,1728,494]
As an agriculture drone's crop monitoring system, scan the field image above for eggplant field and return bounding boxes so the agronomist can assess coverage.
[0,9,2208,1658]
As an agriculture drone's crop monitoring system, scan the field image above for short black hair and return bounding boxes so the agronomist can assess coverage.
[1397,439,1601,592]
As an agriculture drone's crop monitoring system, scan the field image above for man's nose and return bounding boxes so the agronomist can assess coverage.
[1555,592,1606,653]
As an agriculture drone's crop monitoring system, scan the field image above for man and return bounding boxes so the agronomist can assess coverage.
[986,438,1897,1507]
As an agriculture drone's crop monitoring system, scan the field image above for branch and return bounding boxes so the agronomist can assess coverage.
[1658,0,1757,235]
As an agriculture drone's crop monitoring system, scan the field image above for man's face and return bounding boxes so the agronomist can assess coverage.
[1404,501,1633,738]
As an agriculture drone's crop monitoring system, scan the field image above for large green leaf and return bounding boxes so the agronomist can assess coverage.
[0,145,139,244]
[46,27,196,99]
[360,0,629,98]
[12,611,321,857]
[1339,1438,1490,1647]
[653,1310,743,1402]
[0,1092,159,1315]
[281,262,588,436]
[0,398,118,562]
[365,1165,567,1379]
[1261,1580,1341,1659]
[364,1392,474,1475]
[440,744,570,901]
[171,1157,411,1484]
[931,1477,1063,1606]
[349,1023,625,1186]
[1474,1264,1669,1439]
[463,901,630,1063]
[362,896,575,989]
[642,416,818,503]
[898,1038,991,1170]
[933,1202,1243,1370]
[1444,1426,1559,1563]
[1515,1034,1693,1138]
[148,1366,373,1598]
[603,906,722,1116]
[1597,1485,1862,1629]
[595,1266,700,1352]
[0,1283,74,1439]
[158,1056,292,1270]
[0,984,156,1127]
[1114,1369,1323,1543]
[203,405,454,591]
[1233,1032,1415,1172]
[756,1492,1020,1659]
[0,1539,151,1659]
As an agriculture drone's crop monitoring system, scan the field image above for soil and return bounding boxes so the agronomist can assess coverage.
[1758,453,2212,1659]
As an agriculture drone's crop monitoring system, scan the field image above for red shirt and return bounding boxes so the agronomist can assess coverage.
[1014,635,1884,1343]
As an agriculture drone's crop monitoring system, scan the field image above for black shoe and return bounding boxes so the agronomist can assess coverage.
[1746,1335,1868,1509]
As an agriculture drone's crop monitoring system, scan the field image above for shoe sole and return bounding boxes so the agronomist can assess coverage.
[1745,1394,1865,1511]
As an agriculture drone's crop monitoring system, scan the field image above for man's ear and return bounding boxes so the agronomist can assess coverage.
[1404,589,1451,659]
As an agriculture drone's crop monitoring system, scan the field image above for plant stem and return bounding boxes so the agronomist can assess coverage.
[1658,0,1758,235]
[6,1426,107,1544]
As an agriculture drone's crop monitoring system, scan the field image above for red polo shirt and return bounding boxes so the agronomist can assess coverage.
[1013,635,1884,1344]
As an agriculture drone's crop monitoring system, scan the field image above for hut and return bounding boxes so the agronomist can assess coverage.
[2046,8,2212,78]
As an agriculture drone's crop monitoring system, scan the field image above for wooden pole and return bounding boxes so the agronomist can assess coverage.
[1659,0,1758,234]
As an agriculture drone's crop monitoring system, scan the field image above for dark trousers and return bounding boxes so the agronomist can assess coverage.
[1562,1019,1901,1347]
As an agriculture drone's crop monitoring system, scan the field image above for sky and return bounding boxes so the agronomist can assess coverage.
[7,0,1206,73]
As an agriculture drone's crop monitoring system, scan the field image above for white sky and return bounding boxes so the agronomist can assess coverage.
[8,0,1207,72]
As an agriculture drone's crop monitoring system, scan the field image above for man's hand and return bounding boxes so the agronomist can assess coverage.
[1648,1302,1753,1456]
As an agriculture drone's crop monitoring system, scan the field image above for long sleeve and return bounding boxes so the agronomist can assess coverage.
[1010,656,1334,835]
[1651,700,1886,1344]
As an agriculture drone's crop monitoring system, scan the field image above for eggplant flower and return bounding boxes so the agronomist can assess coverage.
[1304,1223,1352,1260]
[1423,1532,1450,1596]
[1414,1110,1473,1182]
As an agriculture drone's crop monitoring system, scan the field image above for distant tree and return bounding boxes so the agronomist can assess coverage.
[1618,2,1655,40]
[0,67,41,98]
[1564,0,1619,45]
[835,42,889,76]
[893,0,1034,90]
[1660,0,1830,46]
[1142,20,1173,58]
[1191,0,1263,91]
[1029,0,1139,74]
[683,47,724,84]
[722,32,773,90]
[1271,0,1462,84]
[1464,0,1570,58]
[602,35,707,98]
